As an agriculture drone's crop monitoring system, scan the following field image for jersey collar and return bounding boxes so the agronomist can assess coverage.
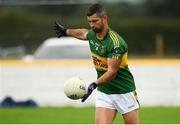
[96,27,110,41]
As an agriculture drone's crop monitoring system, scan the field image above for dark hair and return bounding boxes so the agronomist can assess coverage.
[86,3,106,17]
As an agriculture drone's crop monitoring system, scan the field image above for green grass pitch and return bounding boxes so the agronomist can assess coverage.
[0,106,179,124]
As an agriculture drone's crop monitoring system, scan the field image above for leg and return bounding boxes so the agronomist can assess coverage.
[95,107,117,124]
[122,109,139,124]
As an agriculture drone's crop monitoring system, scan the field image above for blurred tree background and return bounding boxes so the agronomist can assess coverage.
[0,0,180,58]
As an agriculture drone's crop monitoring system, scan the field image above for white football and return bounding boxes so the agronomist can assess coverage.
[64,77,87,100]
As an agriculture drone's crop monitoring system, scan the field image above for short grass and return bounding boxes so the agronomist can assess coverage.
[0,106,179,124]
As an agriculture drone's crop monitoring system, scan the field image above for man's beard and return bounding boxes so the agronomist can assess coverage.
[93,28,102,33]
[92,25,104,33]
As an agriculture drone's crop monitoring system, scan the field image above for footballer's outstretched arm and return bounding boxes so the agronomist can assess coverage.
[66,29,88,40]
[53,21,88,40]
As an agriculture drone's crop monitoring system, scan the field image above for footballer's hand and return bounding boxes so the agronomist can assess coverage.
[81,82,97,102]
[53,21,67,38]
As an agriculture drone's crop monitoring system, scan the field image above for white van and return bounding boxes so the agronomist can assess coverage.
[23,37,91,60]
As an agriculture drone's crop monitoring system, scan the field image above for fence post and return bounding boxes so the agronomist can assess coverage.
[155,34,164,57]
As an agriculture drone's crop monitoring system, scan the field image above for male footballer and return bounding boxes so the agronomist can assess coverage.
[54,3,140,124]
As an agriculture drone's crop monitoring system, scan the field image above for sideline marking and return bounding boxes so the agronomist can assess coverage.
[0,59,179,67]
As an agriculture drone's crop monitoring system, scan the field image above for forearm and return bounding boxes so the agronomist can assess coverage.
[66,28,88,40]
[95,58,120,86]
[95,70,117,86]
[81,70,116,102]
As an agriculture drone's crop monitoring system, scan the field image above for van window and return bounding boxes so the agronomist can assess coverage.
[34,45,91,59]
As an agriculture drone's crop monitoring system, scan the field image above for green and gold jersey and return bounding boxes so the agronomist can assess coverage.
[87,28,136,94]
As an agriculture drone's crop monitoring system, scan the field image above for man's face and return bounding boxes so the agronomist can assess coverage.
[87,13,106,33]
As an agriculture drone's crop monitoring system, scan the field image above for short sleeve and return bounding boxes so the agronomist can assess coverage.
[86,29,94,40]
[86,30,90,40]
[108,31,127,60]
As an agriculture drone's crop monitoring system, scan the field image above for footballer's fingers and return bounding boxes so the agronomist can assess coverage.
[81,93,91,102]
[58,34,62,38]
[56,30,61,34]
[54,21,59,26]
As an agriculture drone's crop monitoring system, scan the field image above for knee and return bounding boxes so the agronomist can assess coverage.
[123,109,140,124]
[124,118,139,124]
[95,116,113,124]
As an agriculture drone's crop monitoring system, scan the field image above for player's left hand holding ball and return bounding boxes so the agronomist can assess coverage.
[81,82,97,102]
[53,21,67,38]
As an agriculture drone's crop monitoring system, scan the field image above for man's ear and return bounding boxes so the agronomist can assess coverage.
[103,15,107,19]
[103,15,108,23]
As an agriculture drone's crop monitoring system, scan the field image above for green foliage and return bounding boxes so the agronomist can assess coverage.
[110,18,180,55]
[0,5,180,55]
[144,0,180,17]
[0,106,179,124]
